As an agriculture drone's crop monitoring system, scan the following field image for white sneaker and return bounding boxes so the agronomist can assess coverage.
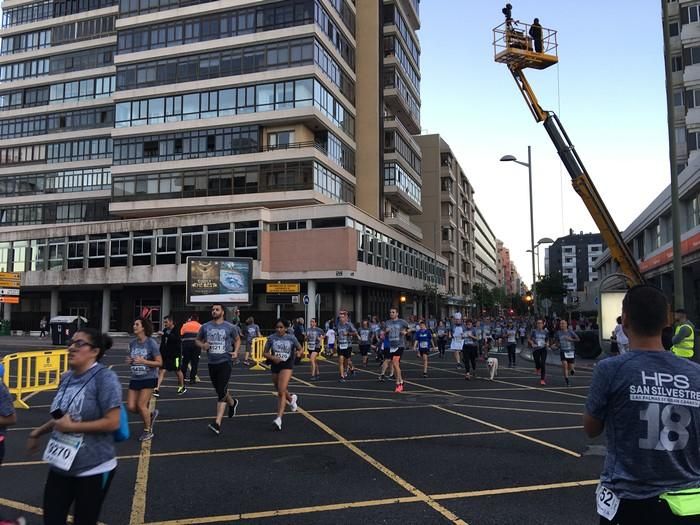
[289,394,298,412]
[273,417,282,431]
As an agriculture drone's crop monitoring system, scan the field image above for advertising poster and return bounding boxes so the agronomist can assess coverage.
[186,257,253,305]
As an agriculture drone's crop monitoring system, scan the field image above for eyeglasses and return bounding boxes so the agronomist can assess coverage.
[68,339,95,350]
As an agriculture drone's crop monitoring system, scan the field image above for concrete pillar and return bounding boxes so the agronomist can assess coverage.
[413,299,418,319]
[355,286,363,322]
[50,289,59,318]
[101,288,111,333]
[334,283,342,314]
[161,285,171,322]
[307,280,317,323]
[3,303,10,322]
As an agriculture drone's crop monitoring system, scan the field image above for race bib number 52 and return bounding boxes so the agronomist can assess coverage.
[595,484,620,520]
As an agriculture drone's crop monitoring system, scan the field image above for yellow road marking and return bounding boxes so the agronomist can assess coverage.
[433,479,599,500]
[129,397,156,525]
[433,405,582,458]
[0,496,107,525]
[296,406,469,524]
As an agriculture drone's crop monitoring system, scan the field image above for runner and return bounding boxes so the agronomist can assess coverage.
[529,319,550,385]
[27,328,121,525]
[449,313,465,368]
[474,319,484,359]
[384,307,409,392]
[613,316,629,354]
[243,316,261,366]
[554,319,580,386]
[505,321,518,368]
[0,361,16,466]
[263,319,303,431]
[180,314,202,384]
[126,317,162,441]
[306,318,325,380]
[518,324,527,346]
[155,315,186,397]
[463,320,479,380]
[436,320,448,358]
[325,323,336,357]
[378,330,392,381]
[335,310,358,382]
[370,317,383,363]
[413,319,433,377]
[358,319,373,368]
[197,304,241,435]
[584,285,700,524]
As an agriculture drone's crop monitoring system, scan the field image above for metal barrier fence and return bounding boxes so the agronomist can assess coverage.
[2,349,68,409]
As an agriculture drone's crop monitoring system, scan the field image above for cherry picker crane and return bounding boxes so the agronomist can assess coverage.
[493,15,645,286]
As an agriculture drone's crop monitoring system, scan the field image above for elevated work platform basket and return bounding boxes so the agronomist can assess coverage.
[493,21,558,70]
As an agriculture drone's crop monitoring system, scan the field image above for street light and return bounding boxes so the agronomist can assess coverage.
[529,237,555,280]
[500,146,537,315]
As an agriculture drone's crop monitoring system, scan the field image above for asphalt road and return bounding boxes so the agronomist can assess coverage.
[0,339,605,525]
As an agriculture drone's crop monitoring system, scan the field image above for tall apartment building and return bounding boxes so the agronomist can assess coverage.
[496,239,511,293]
[413,134,476,313]
[474,204,498,288]
[0,0,446,333]
[545,230,604,292]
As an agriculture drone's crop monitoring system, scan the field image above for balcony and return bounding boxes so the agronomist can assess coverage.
[383,114,420,153]
[385,210,423,240]
[684,63,700,85]
[384,184,422,215]
[384,69,421,134]
[398,0,420,30]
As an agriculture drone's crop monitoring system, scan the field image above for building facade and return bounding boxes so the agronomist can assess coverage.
[496,239,511,293]
[545,230,604,292]
[0,0,446,332]
[413,133,475,313]
[474,204,498,289]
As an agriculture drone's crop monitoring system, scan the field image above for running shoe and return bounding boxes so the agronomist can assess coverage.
[194,375,201,383]
[338,377,346,383]
[150,409,159,426]
[177,386,187,395]
[139,430,154,442]
[310,375,318,381]
[535,368,541,375]
[540,379,546,386]
[0,518,27,525]
[397,383,404,393]
[152,388,160,398]
[243,360,251,366]
[289,394,298,412]
[273,417,282,431]
[348,369,356,376]
[570,369,575,376]
[565,377,570,387]
[394,384,401,393]
[378,374,386,382]
[465,374,471,381]
[423,372,428,378]
[208,422,221,435]
[228,398,239,418]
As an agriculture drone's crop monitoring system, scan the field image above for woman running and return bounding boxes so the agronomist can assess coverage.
[436,320,448,358]
[449,313,465,368]
[126,317,162,441]
[358,319,373,368]
[554,319,580,386]
[505,321,518,368]
[27,328,122,525]
[529,319,550,386]
[264,320,302,430]
[463,320,479,380]
[306,318,325,380]
[413,319,433,377]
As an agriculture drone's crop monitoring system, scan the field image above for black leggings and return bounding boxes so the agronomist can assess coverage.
[181,344,201,379]
[209,361,232,401]
[507,343,517,365]
[43,468,116,525]
[600,495,696,524]
[533,347,547,379]
[462,345,478,372]
[437,337,447,355]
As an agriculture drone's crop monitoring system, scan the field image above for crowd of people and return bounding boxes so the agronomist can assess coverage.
[1,288,700,524]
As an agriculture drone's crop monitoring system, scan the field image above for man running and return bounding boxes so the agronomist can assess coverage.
[383,307,409,392]
[584,285,700,524]
[358,319,373,368]
[180,314,202,384]
[529,319,550,385]
[436,320,448,358]
[335,310,357,382]
[243,316,261,366]
[306,318,325,380]
[413,319,433,377]
[197,304,240,435]
[463,319,479,380]
[155,315,186,397]
[554,319,580,386]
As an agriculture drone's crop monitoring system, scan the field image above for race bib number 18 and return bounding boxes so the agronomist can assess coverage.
[595,484,620,521]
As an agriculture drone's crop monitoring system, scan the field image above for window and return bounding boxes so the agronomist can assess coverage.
[672,55,683,72]
[682,5,700,25]
[48,239,65,270]
[110,233,129,267]
[181,226,203,263]
[132,230,152,266]
[689,131,700,151]
[207,224,230,256]
[676,127,686,145]
[674,89,685,107]
[684,46,700,67]
[268,130,295,148]
[67,237,84,269]
[670,22,680,37]
[156,228,177,264]
[88,235,106,268]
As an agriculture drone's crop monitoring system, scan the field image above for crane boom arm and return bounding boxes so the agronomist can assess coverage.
[509,66,644,286]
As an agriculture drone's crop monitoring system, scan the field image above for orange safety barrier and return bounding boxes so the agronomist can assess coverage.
[2,349,68,409]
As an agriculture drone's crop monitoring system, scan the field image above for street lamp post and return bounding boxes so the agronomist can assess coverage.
[500,146,537,316]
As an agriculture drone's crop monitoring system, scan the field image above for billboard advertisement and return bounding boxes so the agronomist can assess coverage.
[186,257,253,305]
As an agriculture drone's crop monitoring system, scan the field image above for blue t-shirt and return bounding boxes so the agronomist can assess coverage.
[198,321,240,365]
[586,351,700,499]
[0,381,15,438]
[415,329,433,350]
[129,337,161,381]
[264,333,301,364]
[556,329,577,351]
[463,328,478,347]
[530,329,549,349]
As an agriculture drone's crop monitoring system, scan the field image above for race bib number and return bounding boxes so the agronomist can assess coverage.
[420,341,429,349]
[564,351,575,359]
[339,342,349,350]
[536,338,545,347]
[596,484,620,521]
[389,345,399,353]
[131,364,147,376]
[43,433,83,471]
[209,341,226,354]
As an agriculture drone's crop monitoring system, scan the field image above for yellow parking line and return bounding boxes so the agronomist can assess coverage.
[129,397,156,525]
[432,405,582,458]
[433,479,599,500]
[0,496,107,524]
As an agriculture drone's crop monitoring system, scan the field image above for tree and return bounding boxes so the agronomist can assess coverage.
[491,286,507,308]
[534,273,568,313]
[472,283,493,313]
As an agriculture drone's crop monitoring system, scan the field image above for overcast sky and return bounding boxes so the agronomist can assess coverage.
[419,1,670,286]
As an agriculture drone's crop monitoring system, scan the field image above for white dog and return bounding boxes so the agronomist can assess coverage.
[486,357,499,380]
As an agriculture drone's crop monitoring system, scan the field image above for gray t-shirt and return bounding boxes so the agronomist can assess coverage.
[336,321,357,350]
[530,329,549,349]
[556,329,577,351]
[244,324,260,345]
[0,381,15,438]
[198,321,240,365]
[385,319,409,349]
[358,328,372,345]
[264,333,301,364]
[306,327,324,351]
[129,337,161,381]
[586,351,700,499]
[49,364,122,476]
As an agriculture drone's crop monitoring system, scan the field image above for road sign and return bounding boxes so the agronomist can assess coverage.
[266,283,300,294]
[0,288,20,296]
[0,297,19,304]
[540,298,552,309]
[0,272,20,283]
[303,295,310,305]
